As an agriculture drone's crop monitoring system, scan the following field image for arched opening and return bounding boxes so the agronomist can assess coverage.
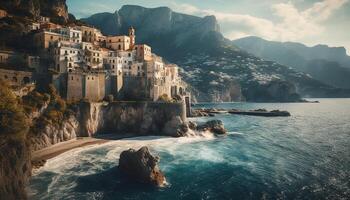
[12,77,18,82]
[23,77,30,84]
[118,45,121,50]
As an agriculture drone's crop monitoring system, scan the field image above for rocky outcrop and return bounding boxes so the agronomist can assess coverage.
[29,101,188,151]
[30,115,79,151]
[118,146,166,186]
[0,0,69,22]
[78,101,187,137]
[197,120,227,135]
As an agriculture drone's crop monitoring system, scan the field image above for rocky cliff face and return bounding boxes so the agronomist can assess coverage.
[30,115,79,151]
[78,101,187,137]
[0,0,69,22]
[29,101,188,151]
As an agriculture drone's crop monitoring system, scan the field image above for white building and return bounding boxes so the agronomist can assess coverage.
[53,42,83,73]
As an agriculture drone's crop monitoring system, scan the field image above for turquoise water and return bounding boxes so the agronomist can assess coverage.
[29,99,350,200]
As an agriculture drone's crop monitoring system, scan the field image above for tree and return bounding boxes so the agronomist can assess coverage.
[0,80,28,138]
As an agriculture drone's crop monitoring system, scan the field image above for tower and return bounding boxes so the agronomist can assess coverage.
[128,26,135,49]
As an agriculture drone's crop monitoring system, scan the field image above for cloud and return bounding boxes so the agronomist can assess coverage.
[169,0,348,42]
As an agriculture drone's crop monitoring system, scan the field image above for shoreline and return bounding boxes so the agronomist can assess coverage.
[31,137,110,169]
[31,134,155,169]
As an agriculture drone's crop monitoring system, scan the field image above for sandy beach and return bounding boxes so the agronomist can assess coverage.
[31,134,143,169]
[31,137,110,168]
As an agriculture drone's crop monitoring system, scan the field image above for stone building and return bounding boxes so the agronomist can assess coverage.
[28,22,40,31]
[80,26,104,44]
[30,24,188,103]
[66,72,83,101]
[0,68,33,87]
[0,50,15,64]
[106,35,131,51]
[34,31,65,49]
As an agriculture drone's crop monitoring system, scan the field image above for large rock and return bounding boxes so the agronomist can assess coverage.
[162,116,187,137]
[197,120,227,135]
[118,146,166,187]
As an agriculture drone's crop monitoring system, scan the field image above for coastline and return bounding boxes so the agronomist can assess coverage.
[31,134,154,169]
[31,137,110,169]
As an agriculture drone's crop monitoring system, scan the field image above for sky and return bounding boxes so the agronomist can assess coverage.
[67,0,350,53]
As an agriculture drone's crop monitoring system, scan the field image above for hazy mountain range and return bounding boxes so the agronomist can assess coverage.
[233,37,350,89]
[82,5,350,102]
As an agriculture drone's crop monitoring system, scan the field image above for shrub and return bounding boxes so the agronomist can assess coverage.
[0,80,28,138]
[158,94,173,103]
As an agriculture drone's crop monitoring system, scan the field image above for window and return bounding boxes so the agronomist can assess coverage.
[71,76,74,80]
[128,53,131,57]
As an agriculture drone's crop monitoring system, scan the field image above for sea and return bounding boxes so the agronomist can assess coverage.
[29,99,350,200]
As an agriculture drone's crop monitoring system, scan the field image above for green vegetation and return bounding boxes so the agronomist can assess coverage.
[157,94,183,103]
[29,84,76,134]
[0,80,29,139]
[157,94,172,103]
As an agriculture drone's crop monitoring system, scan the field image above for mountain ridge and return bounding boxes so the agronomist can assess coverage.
[233,36,350,89]
[82,5,350,101]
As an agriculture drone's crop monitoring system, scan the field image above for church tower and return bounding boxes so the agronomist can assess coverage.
[129,26,135,49]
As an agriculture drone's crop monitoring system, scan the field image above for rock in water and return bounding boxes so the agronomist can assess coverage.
[118,146,166,187]
[197,120,227,135]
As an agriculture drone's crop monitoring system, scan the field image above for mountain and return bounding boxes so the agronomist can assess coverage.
[82,5,350,102]
[0,0,69,23]
[233,37,350,89]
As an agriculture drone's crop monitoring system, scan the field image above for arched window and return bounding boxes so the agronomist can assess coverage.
[118,45,121,50]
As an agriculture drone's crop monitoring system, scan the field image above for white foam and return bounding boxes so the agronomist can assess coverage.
[35,132,218,175]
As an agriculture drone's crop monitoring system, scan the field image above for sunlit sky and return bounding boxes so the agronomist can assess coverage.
[67,0,350,53]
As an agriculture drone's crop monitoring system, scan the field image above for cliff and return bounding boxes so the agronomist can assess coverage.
[29,101,187,151]
[0,0,69,22]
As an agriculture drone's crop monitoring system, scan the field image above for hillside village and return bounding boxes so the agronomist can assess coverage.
[0,10,189,104]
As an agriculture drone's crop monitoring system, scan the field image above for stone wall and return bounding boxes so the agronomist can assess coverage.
[83,73,105,101]
[119,76,149,100]
[0,68,33,87]
[66,73,83,101]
